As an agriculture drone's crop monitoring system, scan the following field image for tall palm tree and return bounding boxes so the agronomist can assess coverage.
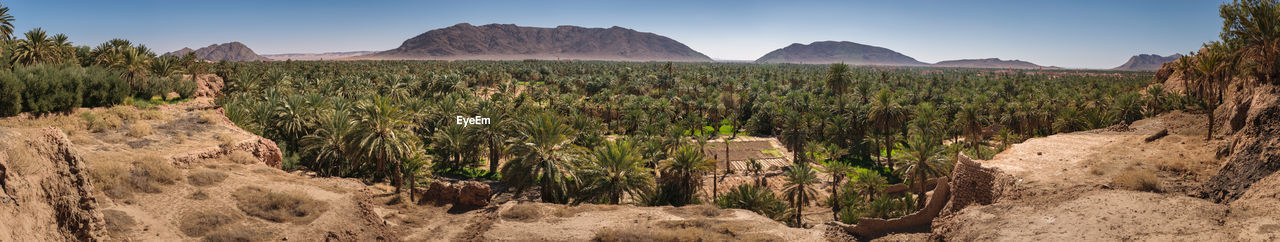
[821,160,853,220]
[783,163,820,227]
[956,103,984,158]
[868,90,909,170]
[849,168,887,202]
[660,145,715,206]
[779,110,808,164]
[13,28,59,65]
[351,96,420,196]
[826,63,852,96]
[1192,45,1231,140]
[578,139,654,204]
[896,103,951,208]
[0,4,14,41]
[476,98,511,175]
[431,124,476,171]
[300,109,354,176]
[502,113,581,203]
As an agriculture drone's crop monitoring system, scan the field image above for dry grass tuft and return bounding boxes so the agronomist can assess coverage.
[130,156,182,193]
[201,224,273,242]
[198,110,222,124]
[127,123,152,138]
[1156,160,1191,174]
[91,156,182,198]
[140,109,167,120]
[1112,168,1163,192]
[83,112,123,133]
[227,150,257,165]
[216,133,240,151]
[188,169,228,187]
[106,106,140,122]
[101,209,136,237]
[231,186,328,224]
[664,205,724,218]
[502,203,544,222]
[189,190,211,200]
[179,210,239,237]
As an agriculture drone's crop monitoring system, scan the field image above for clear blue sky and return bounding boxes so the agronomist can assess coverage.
[8,0,1224,68]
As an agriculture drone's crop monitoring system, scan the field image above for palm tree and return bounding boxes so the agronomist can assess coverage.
[300,109,354,176]
[821,160,853,220]
[1219,0,1280,83]
[779,110,808,164]
[0,4,14,41]
[476,99,511,175]
[956,103,984,158]
[783,163,820,227]
[849,168,887,202]
[715,184,790,222]
[869,90,910,170]
[13,28,59,65]
[826,63,852,95]
[431,124,475,171]
[350,96,420,196]
[502,113,581,203]
[578,139,654,204]
[896,103,952,208]
[1192,45,1231,140]
[660,145,715,206]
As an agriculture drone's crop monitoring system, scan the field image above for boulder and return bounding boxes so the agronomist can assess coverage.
[456,181,492,207]
[416,179,491,207]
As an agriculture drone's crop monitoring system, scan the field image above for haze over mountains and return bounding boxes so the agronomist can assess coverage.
[1112,54,1183,71]
[359,23,712,62]
[164,24,1176,69]
[164,42,271,62]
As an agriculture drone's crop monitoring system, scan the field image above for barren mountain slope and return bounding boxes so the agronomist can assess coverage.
[364,23,712,62]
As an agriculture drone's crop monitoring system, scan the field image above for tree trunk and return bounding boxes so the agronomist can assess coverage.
[489,138,502,174]
[831,178,841,220]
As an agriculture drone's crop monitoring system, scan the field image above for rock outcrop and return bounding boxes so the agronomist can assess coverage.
[189,74,224,98]
[1113,54,1182,71]
[417,179,492,207]
[0,127,108,241]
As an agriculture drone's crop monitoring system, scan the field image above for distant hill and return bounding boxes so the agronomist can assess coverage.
[362,23,712,62]
[1112,54,1183,71]
[164,42,271,62]
[932,58,1052,69]
[263,51,375,61]
[754,41,927,66]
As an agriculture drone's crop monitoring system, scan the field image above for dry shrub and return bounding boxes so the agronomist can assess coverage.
[89,162,133,199]
[1157,160,1191,174]
[216,133,240,152]
[127,123,152,138]
[664,205,724,218]
[502,203,544,222]
[130,156,182,193]
[594,219,783,242]
[231,186,328,224]
[84,112,123,133]
[1112,168,1163,192]
[179,210,239,237]
[198,110,221,124]
[101,209,135,237]
[140,109,167,120]
[106,106,139,122]
[201,224,272,242]
[227,150,257,165]
[189,190,211,200]
[188,169,228,187]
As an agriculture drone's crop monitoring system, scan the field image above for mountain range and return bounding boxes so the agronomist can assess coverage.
[166,24,1175,69]
[164,42,271,62]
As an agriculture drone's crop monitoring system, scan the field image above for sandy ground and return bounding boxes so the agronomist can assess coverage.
[933,111,1280,241]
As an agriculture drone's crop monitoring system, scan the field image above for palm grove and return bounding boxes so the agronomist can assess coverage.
[9,0,1276,229]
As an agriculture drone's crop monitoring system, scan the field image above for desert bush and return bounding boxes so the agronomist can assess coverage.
[227,150,257,165]
[81,66,130,107]
[175,77,198,99]
[101,209,136,237]
[106,106,140,122]
[0,71,22,117]
[1113,168,1162,192]
[1156,160,1191,174]
[189,190,211,200]
[188,169,228,186]
[89,162,132,199]
[83,112,124,133]
[16,64,84,114]
[140,109,167,120]
[130,156,182,193]
[198,110,221,124]
[231,186,328,224]
[136,75,174,100]
[501,203,543,222]
[127,123,152,138]
[179,210,239,237]
[200,224,272,242]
